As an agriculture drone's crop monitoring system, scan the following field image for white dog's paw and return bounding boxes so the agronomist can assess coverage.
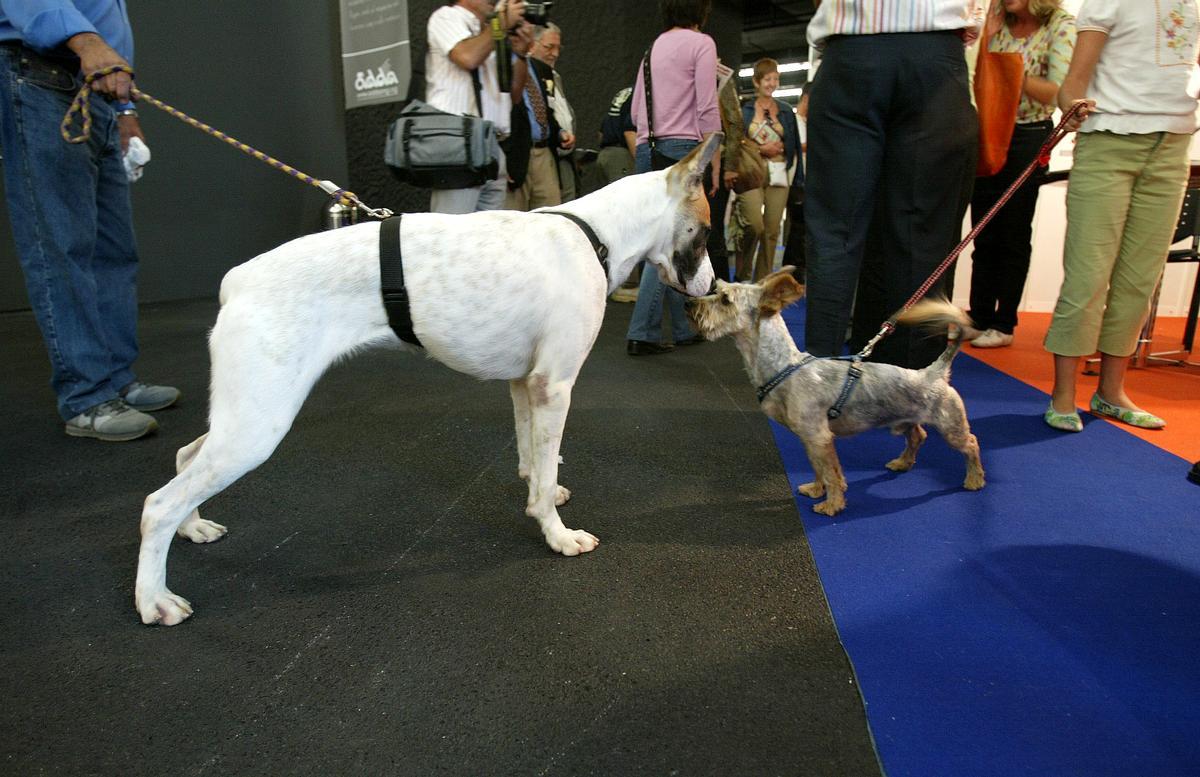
[137,590,194,626]
[555,485,571,506]
[177,516,228,544]
[547,528,599,556]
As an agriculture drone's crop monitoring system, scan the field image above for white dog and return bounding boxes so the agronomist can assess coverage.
[134,135,722,625]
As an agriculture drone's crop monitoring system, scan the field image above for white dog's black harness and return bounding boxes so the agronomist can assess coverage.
[379,215,422,347]
[541,210,610,275]
[378,212,608,349]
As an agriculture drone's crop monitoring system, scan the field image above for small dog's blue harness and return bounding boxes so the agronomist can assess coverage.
[757,354,865,420]
[377,211,609,349]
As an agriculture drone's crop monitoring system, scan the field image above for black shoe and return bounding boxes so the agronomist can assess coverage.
[1189,461,1200,486]
[675,335,705,347]
[627,339,674,356]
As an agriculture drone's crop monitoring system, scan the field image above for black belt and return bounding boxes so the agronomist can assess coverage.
[378,215,422,347]
[532,139,551,148]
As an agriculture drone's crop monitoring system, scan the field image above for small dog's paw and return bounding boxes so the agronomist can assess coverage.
[797,481,824,498]
[137,591,193,626]
[555,485,571,506]
[885,458,914,473]
[963,473,986,491]
[812,499,845,517]
[177,516,228,544]
[547,528,599,556]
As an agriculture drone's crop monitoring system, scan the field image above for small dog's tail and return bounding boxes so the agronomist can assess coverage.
[896,299,982,375]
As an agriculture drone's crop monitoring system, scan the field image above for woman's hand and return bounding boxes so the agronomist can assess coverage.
[1057,97,1095,131]
[723,170,739,189]
[758,140,784,158]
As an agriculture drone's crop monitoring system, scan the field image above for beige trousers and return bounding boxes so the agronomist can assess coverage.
[736,183,789,281]
[1045,131,1190,358]
[506,147,562,211]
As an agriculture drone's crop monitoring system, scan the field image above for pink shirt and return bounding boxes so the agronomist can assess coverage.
[631,28,721,145]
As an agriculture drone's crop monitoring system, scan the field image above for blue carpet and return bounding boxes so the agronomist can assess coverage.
[774,302,1200,777]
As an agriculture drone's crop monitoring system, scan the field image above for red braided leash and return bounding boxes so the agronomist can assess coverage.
[857,101,1087,359]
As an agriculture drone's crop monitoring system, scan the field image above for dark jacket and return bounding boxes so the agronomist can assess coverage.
[506,56,561,189]
[741,97,800,173]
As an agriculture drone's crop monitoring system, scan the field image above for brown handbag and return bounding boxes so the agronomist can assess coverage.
[733,138,767,194]
[973,18,1025,177]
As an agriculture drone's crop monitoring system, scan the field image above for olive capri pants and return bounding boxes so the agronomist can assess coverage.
[1045,131,1191,358]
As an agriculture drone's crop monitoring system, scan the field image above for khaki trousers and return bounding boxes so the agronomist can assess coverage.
[506,147,562,211]
[736,183,789,280]
[1045,131,1190,357]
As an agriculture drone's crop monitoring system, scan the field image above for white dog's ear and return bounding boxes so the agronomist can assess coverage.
[672,133,724,190]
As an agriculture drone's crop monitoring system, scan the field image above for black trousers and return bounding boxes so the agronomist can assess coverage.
[805,32,978,368]
[707,180,731,282]
[968,120,1052,334]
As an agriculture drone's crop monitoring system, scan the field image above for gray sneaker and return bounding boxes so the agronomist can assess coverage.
[120,381,180,412]
[65,399,158,441]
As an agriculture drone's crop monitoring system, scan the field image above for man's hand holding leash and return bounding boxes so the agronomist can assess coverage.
[67,31,145,154]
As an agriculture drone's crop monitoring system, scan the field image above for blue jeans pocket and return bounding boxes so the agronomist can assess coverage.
[16,48,78,93]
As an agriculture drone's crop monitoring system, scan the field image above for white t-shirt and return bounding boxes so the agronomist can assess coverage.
[1077,0,1200,134]
[425,4,511,134]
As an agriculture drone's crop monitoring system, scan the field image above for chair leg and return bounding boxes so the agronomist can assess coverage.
[1144,263,1200,369]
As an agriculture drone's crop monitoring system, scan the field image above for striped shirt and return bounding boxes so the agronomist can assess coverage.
[808,0,984,47]
[425,4,511,134]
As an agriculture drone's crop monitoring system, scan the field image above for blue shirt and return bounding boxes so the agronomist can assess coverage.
[0,0,133,63]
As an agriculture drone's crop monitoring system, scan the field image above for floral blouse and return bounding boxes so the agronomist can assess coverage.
[989,8,1077,123]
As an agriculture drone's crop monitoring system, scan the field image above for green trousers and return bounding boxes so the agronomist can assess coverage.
[1045,131,1190,357]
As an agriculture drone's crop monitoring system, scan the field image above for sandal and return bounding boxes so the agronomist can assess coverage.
[1044,402,1083,433]
[1089,393,1165,429]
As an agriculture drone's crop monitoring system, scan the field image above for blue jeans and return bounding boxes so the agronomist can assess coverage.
[0,46,140,419]
[626,138,696,344]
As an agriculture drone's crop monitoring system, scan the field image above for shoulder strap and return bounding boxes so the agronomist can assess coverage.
[379,215,423,347]
[642,43,656,151]
[469,68,484,119]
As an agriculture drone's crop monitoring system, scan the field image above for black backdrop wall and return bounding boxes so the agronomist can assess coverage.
[1,1,742,311]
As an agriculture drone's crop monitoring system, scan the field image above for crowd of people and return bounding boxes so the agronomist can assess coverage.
[0,0,1197,449]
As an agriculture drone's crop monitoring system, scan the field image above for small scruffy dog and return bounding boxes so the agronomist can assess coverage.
[687,270,985,516]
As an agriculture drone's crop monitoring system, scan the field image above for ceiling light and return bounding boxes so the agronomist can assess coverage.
[738,61,810,78]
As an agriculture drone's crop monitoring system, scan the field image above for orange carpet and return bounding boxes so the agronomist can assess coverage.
[965,313,1200,461]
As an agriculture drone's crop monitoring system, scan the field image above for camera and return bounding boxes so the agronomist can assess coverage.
[524,1,552,26]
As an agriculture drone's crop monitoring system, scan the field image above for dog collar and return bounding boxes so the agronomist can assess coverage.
[542,211,609,276]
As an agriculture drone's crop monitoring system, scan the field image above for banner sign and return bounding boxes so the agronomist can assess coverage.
[340,0,410,110]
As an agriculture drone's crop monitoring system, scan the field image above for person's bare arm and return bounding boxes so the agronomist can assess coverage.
[1023,73,1059,106]
[1057,29,1106,130]
[448,29,496,71]
[448,0,527,71]
[623,130,637,159]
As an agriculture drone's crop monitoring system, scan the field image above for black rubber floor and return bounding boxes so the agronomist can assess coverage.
[0,299,881,776]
